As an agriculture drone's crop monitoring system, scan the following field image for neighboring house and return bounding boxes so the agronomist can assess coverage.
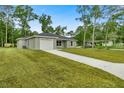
[85,40,114,48]
[16,33,77,50]
[102,40,114,47]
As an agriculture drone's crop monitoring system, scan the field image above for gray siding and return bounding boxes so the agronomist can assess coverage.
[34,38,40,49]
[17,39,26,48]
[53,39,57,49]
[28,38,35,49]
[17,37,77,50]
[56,40,65,49]
[26,38,40,50]
[67,40,77,48]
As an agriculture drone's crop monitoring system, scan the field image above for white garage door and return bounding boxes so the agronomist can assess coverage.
[40,39,54,50]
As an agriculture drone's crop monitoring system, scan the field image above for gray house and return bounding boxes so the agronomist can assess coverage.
[85,40,114,48]
[17,33,77,50]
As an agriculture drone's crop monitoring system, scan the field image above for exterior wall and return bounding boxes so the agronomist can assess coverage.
[28,38,35,49]
[53,39,57,49]
[56,40,77,49]
[66,40,77,48]
[17,37,77,50]
[24,37,40,50]
[56,40,65,49]
[34,38,40,50]
[17,37,55,50]
[73,41,77,47]
[25,39,28,48]
[17,39,26,48]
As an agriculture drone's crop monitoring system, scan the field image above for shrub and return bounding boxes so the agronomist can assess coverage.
[96,45,105,49]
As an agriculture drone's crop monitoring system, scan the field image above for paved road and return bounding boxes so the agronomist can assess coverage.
[45,50,124,80]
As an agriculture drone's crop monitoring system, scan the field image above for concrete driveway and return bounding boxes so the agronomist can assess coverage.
[45,50,124,80]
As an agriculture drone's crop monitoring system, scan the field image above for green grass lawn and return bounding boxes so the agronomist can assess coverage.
[62,48,124,63]
[0,48,124,88]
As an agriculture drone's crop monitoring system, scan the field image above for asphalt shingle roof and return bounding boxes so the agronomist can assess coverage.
[17,33,76,41]
[39,33,74,40]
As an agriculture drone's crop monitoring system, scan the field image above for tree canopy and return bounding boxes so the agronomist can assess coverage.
[0,5,124,48]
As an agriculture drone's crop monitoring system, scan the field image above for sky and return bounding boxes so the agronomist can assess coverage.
[29,5,81,33]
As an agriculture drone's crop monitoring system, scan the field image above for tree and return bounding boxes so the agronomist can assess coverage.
[30,31,39,36]
[94,23,104,40]
[66,30,74,37]
[102,6,124,47]
[76,5,91,48]
[14,5,38,37]
[39,14,52,33]
[117,24,124,43]
[12,28,22,46]
[75,26,84,46]
[90,5,102,48]
[54,25,67,35]
[75,25,91,46]
[47,26,55,33]
[0,11,6,47]
[111,6,124,44]
[0,5,14,44]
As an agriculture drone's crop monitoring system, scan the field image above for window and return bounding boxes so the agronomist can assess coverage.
[57,40,62,46]
[71,41,73,46]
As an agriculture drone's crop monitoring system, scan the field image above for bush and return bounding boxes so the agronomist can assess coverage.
[96,45,105,49]
[104,46,114,50]
[105,47,110,50]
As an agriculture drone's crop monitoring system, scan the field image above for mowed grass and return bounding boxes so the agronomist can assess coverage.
[0,48,124,88]
[62,48,124,63]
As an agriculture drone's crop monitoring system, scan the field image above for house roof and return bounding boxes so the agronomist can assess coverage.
[39,33,76,41]
[39,33,59,37]
[17,33,76,41]
[39,33,72,40]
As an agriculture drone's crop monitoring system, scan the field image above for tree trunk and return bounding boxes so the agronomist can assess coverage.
[83,26,87,48]
[5,18,8,44]
[0,37,2,47]
[92,19,96,48]
[83,31,86,48]
[1,37,3,47]
[11,28,14,47]
[22,25,25,37]
[105,29,108,48]
[0,30,4,47]
[24,25,26,37]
